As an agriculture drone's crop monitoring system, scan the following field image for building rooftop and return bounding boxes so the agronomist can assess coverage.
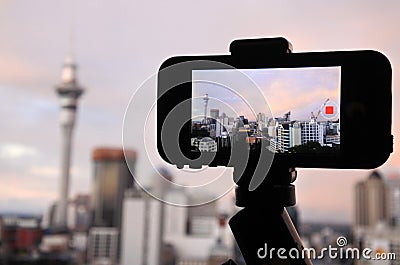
[200,137,214,143]
[92,147,136,161]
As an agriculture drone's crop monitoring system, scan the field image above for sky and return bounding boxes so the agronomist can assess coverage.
[192,67,340,121]
[1,0,400,224]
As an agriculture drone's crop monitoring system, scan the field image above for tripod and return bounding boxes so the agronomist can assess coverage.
[223,38,312,265]
[227,164,311,265]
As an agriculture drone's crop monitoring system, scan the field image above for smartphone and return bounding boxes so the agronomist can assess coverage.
[157,45,392,169]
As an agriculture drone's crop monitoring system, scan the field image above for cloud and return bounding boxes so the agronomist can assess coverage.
[0,143,38,159]
[193,67,340,120]
[0,171,58,213]
[265,83,339,119]
[29,165,80,178]
[28,166,58,178]
[0,53,50,87]
[0,180,56,201]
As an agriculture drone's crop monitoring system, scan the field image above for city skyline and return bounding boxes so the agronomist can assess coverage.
[191,107,340,154]
[2,169,400,264]
[1,1,400,226]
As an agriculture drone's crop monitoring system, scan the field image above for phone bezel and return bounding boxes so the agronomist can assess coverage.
[157,50,392,169]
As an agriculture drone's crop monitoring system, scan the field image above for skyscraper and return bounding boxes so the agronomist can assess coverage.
[289,121,302,148]
[384,172,400,227]
[301,121,324,146]
[54,54,84,229]
[91,148,136,229]
[277,123,290,152]
[210,109,219,120]
[355,171,389,227]
[120,189,163,265]
[90,148,136,264]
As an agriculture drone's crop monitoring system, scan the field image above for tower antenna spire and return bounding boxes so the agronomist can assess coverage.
[67,0,76,63]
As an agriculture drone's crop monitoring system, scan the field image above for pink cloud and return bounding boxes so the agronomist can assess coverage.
[0,53,50,86]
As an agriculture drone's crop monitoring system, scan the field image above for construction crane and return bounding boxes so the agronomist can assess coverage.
[283,111,291,121]
[311,98,330,122]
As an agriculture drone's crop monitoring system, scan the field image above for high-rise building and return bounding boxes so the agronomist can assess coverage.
[87,227,119,265]
[163,192,233,264]
[210,109,219,120]
[277,123,290,152]
[91,148,136,229]
[256,112,265,123]
[289,121,302,148]
[219,113,234,135]
[120,189,163,265]
[256,112,268,133]
[301,121,324,146]
[384,172,400,227]
[355,171,389,227]
[120,170,235,265]
[54,54,84,229]
[274,121,302,153]
[67,194,91,232]
[91,147,136,264]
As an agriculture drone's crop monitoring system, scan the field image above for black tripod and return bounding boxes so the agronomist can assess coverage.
[222,38,312,265]
[227,163,311,265]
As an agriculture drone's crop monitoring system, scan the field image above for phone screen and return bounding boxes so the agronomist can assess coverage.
[191,66,341,153]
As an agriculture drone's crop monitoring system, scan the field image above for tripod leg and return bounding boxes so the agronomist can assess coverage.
[229,207,312,265]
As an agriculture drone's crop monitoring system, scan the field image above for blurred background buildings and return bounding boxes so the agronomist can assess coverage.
[0,52,236,265]
[353,171,400,265]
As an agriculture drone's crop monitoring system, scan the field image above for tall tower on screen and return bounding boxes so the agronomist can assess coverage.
[54,53,84,229]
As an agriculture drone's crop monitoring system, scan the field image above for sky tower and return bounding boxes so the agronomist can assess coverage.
[203,93,209,124]
[54,53,84,229]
